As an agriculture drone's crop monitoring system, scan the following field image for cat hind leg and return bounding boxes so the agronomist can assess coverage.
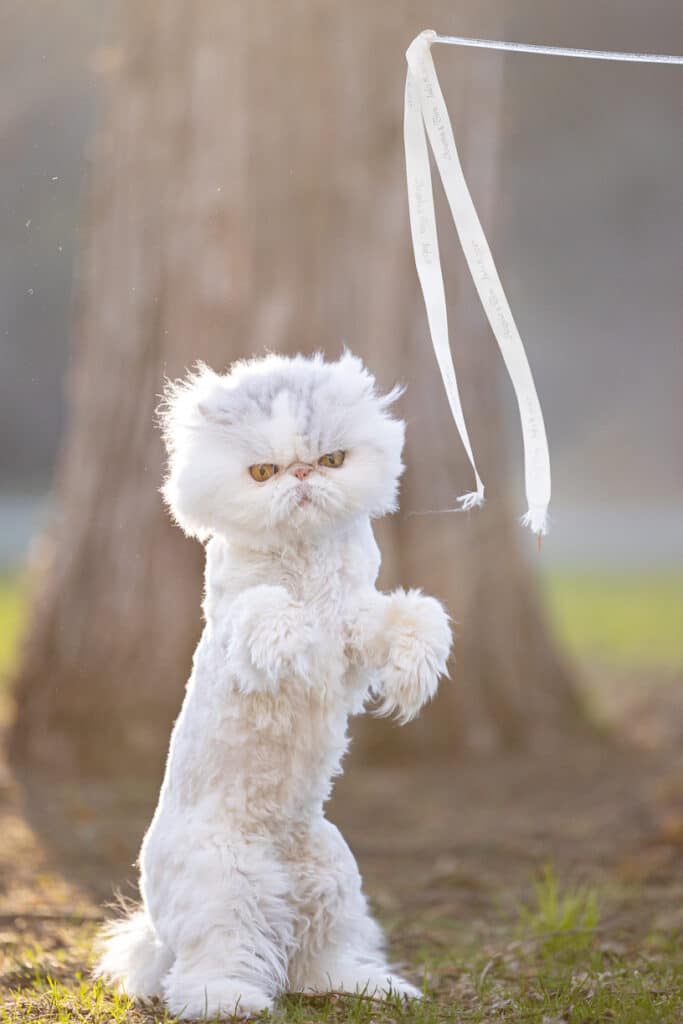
[288,820,421,1001]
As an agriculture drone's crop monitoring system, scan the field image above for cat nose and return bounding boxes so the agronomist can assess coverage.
[292,465,312,480]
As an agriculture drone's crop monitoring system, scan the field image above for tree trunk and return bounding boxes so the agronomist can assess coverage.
[10,0,581,781]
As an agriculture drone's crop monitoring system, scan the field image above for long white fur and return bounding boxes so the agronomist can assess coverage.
[95,352,452,1019]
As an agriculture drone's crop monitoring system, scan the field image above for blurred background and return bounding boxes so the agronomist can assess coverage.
[3,2,683,569]
[0,2,682,1020]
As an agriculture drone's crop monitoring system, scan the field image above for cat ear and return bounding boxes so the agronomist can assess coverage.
[337,348,367,378]
[188,362,233,425]
[336,349,406,410]
[196,395,233,425]
[376,381,406,410]
[158,362,233,452]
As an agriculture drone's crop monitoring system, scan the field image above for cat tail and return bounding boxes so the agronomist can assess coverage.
[94,905,174,999]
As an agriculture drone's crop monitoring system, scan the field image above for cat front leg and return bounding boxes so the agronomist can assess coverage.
[288,819,422,1002]
[371,589,452,723]
[225,584,319,693]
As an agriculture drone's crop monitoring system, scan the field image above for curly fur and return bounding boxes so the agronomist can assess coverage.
[95,352,452,1019]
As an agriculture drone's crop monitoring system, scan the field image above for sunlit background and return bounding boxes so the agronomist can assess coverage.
[0,2,682,1020]
[2,2,681,679]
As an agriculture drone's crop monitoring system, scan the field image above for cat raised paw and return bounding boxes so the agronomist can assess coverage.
[375,588,451,722]
[226,584,318,691]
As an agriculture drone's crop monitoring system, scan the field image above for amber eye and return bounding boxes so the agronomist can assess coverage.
[249,463,278,482]
[318,450,345,469]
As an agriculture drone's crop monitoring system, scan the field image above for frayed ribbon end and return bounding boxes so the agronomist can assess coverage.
[520,506,549,537]
[457,490,485,512]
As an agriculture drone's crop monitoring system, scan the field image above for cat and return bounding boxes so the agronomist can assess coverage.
[96,352,452,1019]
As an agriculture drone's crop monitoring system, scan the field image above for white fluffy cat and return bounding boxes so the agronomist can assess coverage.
[96,352,452,1019]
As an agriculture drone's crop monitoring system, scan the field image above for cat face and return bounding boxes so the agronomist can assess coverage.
[160,353,405,545]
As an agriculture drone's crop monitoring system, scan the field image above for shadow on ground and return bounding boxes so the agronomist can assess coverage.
[3,714,683,947]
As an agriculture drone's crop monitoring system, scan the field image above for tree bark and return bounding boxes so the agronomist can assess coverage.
[10,0,581,781]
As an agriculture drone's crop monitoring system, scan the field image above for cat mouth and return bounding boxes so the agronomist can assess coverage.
[297,479,324,511]
[286,483,321,516]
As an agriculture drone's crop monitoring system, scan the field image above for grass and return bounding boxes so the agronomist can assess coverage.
[1,570,681,691]
[0,571,681,1019]
[517,864,599,957]
[1,876,681,1023]
[543,570,683,672]
[0,574,24,686]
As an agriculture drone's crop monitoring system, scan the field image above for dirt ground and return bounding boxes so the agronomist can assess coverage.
[1,667,682,990]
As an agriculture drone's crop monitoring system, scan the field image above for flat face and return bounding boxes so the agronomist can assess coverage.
[160,353,405,543]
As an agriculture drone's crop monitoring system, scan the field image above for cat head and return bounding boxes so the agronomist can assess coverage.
[159,352,405,545]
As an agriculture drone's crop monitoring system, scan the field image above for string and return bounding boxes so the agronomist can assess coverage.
[433,33,683,64]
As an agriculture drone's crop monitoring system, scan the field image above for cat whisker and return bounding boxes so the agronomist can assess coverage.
[405,506,463,517]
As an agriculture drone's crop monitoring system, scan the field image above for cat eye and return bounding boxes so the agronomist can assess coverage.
[318,450,345,469]
[249,463,279,482]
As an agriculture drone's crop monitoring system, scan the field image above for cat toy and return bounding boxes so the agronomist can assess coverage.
[405,29,683,537]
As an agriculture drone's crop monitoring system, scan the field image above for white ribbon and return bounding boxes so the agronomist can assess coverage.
[405,30,549,533]
[404,30,683,536]
[404,57,484,513]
